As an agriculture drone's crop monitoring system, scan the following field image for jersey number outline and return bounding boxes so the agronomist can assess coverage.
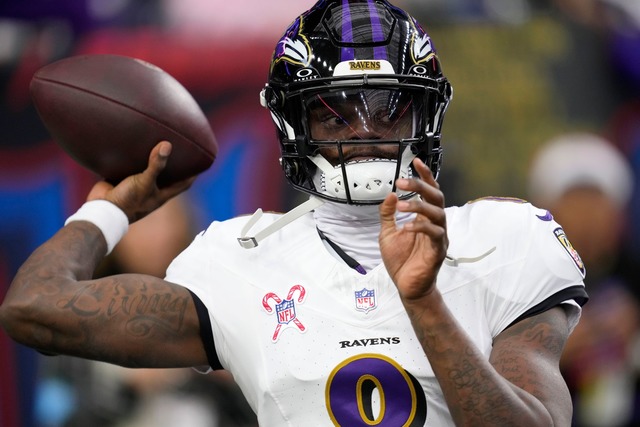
[325,353,427,426]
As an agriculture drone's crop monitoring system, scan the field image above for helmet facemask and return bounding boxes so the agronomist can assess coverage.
[264,77,445,205]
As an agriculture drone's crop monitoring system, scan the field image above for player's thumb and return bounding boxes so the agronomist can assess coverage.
[146,141,172,178]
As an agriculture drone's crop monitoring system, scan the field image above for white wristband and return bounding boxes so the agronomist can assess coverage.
[65,200,129,255]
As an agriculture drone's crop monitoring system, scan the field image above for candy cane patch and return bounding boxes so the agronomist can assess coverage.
[262,285,307,342]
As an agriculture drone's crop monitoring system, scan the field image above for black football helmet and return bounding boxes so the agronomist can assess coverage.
[261,0,452,205]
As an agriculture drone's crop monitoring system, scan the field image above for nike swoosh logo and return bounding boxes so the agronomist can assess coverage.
[536,210,554,221]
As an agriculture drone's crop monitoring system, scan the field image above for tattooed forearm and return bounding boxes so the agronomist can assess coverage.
[426,335,526,426]
[401,292,568,426]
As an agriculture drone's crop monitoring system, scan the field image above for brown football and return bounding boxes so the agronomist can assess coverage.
[30,54,217,187]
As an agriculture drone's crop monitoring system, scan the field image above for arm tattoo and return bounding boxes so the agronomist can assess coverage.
[404,296,569,426]
[57,279,189,338]
[1,221,201,368]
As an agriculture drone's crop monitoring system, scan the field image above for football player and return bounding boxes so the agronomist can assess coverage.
[0,1,588,425]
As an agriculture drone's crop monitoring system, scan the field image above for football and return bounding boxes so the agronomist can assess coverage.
[30,54,217,187]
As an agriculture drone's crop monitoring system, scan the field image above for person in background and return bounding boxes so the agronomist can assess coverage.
[528,132,639,427]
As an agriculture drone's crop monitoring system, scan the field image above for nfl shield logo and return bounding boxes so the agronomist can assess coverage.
[275,299,296,324]
[355,288,377,313]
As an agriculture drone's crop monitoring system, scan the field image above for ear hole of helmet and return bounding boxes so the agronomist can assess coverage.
[282,158,299,178]
[263,86,286,110]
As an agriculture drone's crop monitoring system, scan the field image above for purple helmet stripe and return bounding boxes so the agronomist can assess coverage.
[368,0,388,60]
[340,0,355,61]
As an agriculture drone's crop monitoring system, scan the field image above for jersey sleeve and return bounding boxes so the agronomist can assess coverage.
[165,221,224,371]
[164,214,288,374]
[471,200,588,336]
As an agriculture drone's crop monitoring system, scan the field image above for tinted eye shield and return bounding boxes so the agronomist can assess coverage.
[304,88,419,140]
[267,76,440,158]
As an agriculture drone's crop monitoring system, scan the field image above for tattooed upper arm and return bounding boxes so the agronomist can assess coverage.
[23,274,207,368]
[490,306,573,426]
[53,274,206,368]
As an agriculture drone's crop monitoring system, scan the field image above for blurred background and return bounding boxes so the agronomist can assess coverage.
[0,0,639,426]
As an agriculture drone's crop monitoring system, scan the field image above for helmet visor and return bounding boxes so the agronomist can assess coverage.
[304,87,425,142]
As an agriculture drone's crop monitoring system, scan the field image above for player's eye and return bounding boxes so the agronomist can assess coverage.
[321,114,347,126]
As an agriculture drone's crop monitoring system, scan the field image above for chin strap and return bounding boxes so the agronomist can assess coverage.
[237,196,325,249]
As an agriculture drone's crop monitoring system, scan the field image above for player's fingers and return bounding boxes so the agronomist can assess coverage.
[394,182,445,217]
[397,196,448,250]
[397,197,446,228]
[395,159,447,232]
[412,157,439,188]
[405,214,447,240]
[395,161,444,210]
[379,192,399,232]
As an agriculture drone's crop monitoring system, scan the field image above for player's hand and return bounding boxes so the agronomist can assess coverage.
[379,158,448,302]
[87,141,196,223]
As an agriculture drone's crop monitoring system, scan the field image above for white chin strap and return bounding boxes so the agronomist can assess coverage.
[310,146,416,202]
[238,196,325,249]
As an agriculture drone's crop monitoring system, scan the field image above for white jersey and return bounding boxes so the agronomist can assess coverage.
[165,198,587,426]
